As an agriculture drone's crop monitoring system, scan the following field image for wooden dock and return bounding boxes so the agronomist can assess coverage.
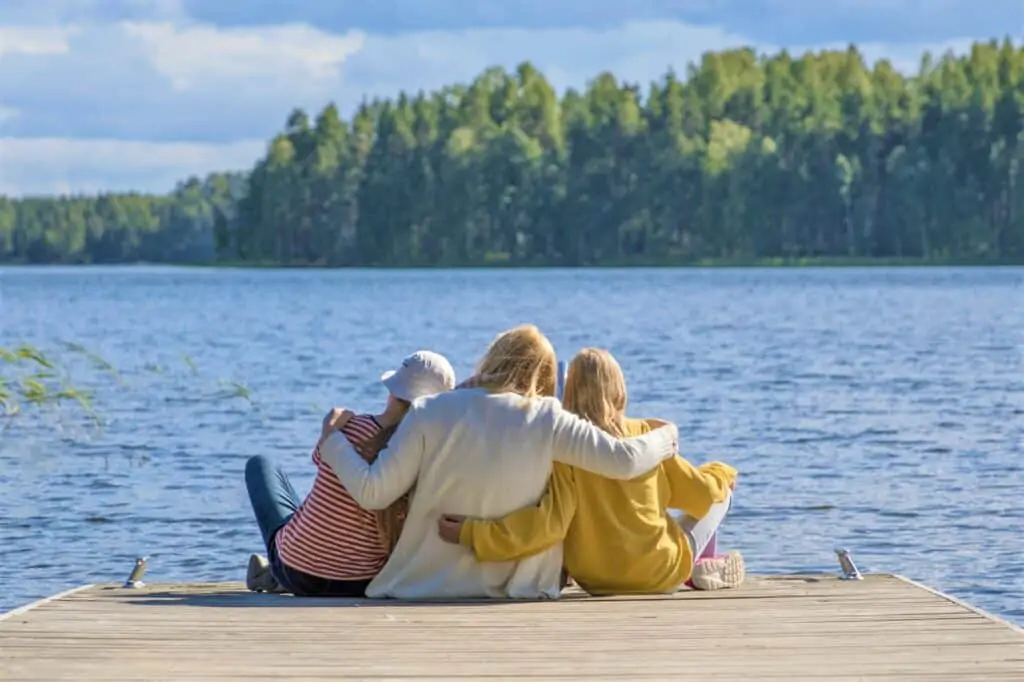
[1,574,1021,681]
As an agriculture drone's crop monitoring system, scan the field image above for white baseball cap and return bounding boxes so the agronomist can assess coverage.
[381,351,456,401]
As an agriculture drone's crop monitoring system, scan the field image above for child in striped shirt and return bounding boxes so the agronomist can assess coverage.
[244,351,456,596]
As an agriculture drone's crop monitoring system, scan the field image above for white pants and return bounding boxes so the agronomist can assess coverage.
[668,492,732,563]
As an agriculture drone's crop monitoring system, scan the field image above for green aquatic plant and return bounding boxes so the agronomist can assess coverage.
[60,341,123,384]
[1,341,267,433]
[182,353,199,375]
[0,378,15,414]
[0,343,98,424]
[215,378,266,423]
[217,378,253,401]
[1,343,55,369]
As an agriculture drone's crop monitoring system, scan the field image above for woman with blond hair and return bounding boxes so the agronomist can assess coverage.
[319,325,680,599]
[438,347,743,595]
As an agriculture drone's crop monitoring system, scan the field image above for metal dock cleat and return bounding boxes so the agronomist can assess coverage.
[835,548,863,580]
[123,557,149,588]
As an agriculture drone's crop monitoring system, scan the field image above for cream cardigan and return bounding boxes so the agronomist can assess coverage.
[319,388,679,599]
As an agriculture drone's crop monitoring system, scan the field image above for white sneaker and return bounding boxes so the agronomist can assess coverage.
[690,550,745,591]
[246,553,283,593]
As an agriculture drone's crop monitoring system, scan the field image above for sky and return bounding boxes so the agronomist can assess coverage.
[0,0,1021,197]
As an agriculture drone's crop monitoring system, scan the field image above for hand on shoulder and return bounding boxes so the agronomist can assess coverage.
[320,407,355,443]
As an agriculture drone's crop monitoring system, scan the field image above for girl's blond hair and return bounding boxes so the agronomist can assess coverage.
[562,348,628,438]
[476,324,557,399]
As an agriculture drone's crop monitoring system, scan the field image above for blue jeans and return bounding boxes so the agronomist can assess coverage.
[244,455,371,597]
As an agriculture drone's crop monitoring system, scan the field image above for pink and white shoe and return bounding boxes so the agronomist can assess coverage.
[687,551,745,591]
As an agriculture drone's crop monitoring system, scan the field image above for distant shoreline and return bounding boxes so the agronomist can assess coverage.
[3,257,1023,269]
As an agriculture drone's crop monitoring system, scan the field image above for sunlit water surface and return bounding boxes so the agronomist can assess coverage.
[1,266,1021,623]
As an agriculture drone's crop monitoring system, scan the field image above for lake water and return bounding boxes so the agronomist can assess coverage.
[1,266,1021,623]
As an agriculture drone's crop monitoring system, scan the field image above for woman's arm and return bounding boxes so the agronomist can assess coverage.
[550,405,678,480]
[455,463,577,563]
[663,457,737,519]
[318,406,427,510]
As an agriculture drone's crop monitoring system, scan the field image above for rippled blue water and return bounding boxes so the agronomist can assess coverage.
[1,266,1021,622]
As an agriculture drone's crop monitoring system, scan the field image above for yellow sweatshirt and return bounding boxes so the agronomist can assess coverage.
[459,418,737,595]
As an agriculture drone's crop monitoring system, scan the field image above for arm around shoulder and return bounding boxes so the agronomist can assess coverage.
[460,463,577,563]
[550,402,678,480]
[319,408,427,510]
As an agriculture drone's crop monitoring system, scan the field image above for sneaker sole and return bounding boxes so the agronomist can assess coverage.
[690,551,745,591]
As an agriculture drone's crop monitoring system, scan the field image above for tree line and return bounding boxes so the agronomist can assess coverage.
[2,40,1023,266]
[0,174,246,265]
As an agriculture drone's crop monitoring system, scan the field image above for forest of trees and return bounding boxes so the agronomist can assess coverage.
[0,174,247,265]
[2,40,1023,266]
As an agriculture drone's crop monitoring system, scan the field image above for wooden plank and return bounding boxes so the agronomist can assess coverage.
[0,585,95,624]
[1,574,1021,681]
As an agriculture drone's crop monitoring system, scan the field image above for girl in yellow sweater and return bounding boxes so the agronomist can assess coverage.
[438,348,744,594]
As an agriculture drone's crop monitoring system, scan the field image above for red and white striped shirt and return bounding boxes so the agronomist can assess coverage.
[275,415,389,580]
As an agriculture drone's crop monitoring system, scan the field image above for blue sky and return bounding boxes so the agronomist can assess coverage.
[0,0,1021,196]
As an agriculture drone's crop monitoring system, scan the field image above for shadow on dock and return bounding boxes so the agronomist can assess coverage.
[111,575,827,608]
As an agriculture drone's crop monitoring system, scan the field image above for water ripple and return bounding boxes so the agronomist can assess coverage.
[1,265,1022,624]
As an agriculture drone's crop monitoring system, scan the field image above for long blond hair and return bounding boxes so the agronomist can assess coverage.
[562,348,628,438]
[476,324,557,399]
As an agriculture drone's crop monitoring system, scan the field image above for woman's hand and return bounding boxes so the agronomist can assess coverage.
[437,514,467,544]
[320,407,355,442]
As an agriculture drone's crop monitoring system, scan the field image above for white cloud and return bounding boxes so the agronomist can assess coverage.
[0,137,265,195]
[0,15,1005,195]
[121,21,365,91]
[342,21,754,98]
[0,20,364,144]
[853,38,978,73]
[0,25,78,57]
